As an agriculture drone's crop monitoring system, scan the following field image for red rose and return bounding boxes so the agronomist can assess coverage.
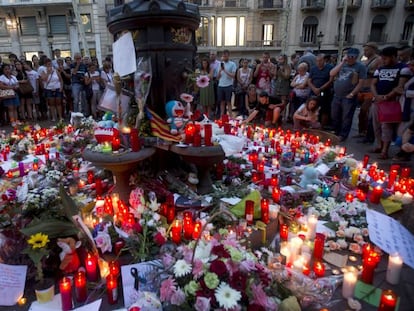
[212,244,230,258]
[153,231,166,246]
[209,259,227,277]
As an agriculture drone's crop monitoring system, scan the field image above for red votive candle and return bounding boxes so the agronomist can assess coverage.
[193,133,202,147]
[185,123,195,144]
[112,136,121,151]
[167,205,176,224]
[193,220,202,240]
[109,260,120,277]
[279,223,289,241]
[370,186,383,204]
[106,274,118,305]
[378,289,398,311]
[362,154,369,168]
[245,200,254,225]
[401,167,411,179]
[261,198,269,224]
[95,177,103,196]
[313,233,325,261]
[183,211,194,240]
[85,253,98,282]
[130,128,141,152]
[114,239,125,256]
[345,192,354,203]
[223,123,231,134]
[388,169,398,189]
[171,219,182,244]
[74,270,87,303]
[204,123,212,146]
[361,255,378,284]
[313,261,325,278]
[272,187,281,203]
[59,276,73,311]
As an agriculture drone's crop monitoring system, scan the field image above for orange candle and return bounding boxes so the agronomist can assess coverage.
[59,276,73,311]
[74,270,87,302]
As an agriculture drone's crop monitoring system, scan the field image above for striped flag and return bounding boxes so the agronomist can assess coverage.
[145,107,182,142]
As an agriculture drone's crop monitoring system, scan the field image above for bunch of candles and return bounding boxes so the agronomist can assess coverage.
[170,211,203,244]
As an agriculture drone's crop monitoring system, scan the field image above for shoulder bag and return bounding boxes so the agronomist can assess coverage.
[18,81,34,95]
[0,89,16,99]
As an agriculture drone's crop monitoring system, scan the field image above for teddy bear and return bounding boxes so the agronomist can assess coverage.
[57,237,82,274]
[165,100,188,135]
[299,166,323,188]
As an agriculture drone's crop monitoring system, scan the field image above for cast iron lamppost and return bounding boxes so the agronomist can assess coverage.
[47,34,54,59]
[317,31,324,53]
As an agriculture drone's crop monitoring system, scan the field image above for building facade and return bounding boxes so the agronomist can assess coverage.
[0,0,413,63]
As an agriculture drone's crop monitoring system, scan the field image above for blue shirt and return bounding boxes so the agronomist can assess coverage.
[309,64,333,88]
[70,62,87,84]
[333,61,367,97]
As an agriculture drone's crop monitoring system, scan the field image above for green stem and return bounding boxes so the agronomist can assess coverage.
[36,260,44,282]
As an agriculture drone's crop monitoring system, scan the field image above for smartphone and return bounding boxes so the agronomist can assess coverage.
[221,62,224,69]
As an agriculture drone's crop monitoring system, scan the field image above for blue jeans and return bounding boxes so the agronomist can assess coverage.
[331,95,357,139]
[71,83,86,114]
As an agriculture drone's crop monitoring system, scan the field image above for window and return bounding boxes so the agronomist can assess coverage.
[402,15,414,41]
[263,24,274,46]
[80,14,92,33]
[19,16,37,36]
[224,17,237,46]
[370,15,387,42]
[216,16,244,47]
[239,17,245,46]
[338,15,354,42]
[0,18,8,36]
[196,16,209,46]
[302,16,318,43]
[49,15,67,34]
[217,17,222,46]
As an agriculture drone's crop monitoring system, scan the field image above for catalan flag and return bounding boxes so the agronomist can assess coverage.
[145,107,182,142]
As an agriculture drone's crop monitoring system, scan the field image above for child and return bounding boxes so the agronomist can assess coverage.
[293,96,321,130]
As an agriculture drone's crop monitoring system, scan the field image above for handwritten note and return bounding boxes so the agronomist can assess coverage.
[0,263,27,306]
[113,32,137,77]
[366,209,414,269]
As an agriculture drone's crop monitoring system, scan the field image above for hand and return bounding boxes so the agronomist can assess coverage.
[346,93,354,99]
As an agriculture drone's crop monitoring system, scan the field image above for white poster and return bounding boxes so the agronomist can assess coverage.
[113,32,137,77]
[0,263,27,306]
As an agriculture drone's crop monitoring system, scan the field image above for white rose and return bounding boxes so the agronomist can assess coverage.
[337,239,348,249]
[94,231,112,253]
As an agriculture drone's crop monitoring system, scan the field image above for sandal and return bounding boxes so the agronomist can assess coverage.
[378,153,389,160]
[370,147,382,153]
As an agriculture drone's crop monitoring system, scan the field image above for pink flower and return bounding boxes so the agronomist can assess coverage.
[327,240,340,251]
[239,259,257,273]
[349,243,362,254]
[196,75,210,88]
[361,228,369,237]
[192,259,204,278]
[251,283,278,309]
[353,234,364,244]
[170,287,186,305]
[195,296,211,311]
[180,93,194,103]
[336,230,345,238]
[160,277,177,302]
[94,231,112,253]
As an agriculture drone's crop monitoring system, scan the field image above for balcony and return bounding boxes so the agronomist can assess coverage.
[245,40,282,48]
[368,33,388,43]
[258,0,283,10]
[337,0,362,10]
[334,34,355,45]
[299,36,317,47]
[405,0,414,10]
[371,0,396,10]
[0,0,71,5]
[301,0,325,11]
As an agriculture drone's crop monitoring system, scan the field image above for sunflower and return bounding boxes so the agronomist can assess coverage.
[27,233,49,249]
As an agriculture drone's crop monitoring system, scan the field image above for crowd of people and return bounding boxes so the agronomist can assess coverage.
[191,45,414,161]
[0,49,113,126]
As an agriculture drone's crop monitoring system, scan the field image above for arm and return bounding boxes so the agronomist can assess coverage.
[244,94,250,113]
[281,65,291,79]
[371,77,380,101]
[293,106,309,121]
[243,109,258,124]
[58,71,64,91]
[84,72,92,85]
[346,77,364,99]
[253,63,261,78]
[330,58,346,77]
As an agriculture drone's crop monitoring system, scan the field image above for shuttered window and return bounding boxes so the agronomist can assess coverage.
[19,16,38,36]
[49,15,67,34]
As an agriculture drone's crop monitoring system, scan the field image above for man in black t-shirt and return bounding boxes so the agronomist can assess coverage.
[70,52,88,114]
[243,91,282,127]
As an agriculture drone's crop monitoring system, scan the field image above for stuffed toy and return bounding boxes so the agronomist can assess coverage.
[299,166,323,188]
[165,100,188,135]
[57,237,81,274]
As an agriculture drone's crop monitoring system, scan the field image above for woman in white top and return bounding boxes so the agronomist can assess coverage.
[100,61,113,87]
[85,63,103,119]
[290,62,311,113]
[0,64,20,126]
[236,59,253,115]
[41,58,63,121]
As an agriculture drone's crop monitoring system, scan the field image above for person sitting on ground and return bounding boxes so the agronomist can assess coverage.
[293,96,321,130]
[242,91,282,127]
[393,121,414,161]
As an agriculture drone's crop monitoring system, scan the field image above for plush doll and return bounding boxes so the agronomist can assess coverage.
[299,166,323,188]
[57,237,81,274]
[165,100,187,135]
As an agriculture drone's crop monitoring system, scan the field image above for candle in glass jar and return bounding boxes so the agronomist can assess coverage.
[378,289,398,311]
[307,214,318,240]
[361,255,378,284]
[85,253,98,282]
[171,219,182,244]
[272,187,281,203]
[106,274,118,305]
[345,192,354,203]
[183,211,194,240]
[279,223,289,241]
[204,123,212,146]
[192,220,202,240]
[362,154,369,168]
[342,268,358,298]
[386,253,403,285]
[370,186,383,204]
[313,233,325,261]
[74,270,87,303]
[59,277,73,311]
[130,128,141,152]
[260,198,269,224]
[313,261,325,278]
[245,200,254,225]
[401,167,411,179]
[111,136,121,151]
[109,260,120,278]
[388,169,398,189]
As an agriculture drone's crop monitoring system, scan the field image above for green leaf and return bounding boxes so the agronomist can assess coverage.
[323,221,339,232]
[21,219,77,238]
[60,185,79,217]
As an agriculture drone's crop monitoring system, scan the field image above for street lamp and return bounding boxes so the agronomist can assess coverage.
[317,31,324,53]
[47,34,54,58]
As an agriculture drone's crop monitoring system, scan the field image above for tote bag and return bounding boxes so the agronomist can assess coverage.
[377,101,402,123]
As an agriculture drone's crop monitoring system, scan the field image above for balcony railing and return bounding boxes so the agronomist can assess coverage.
[258,0,283,9]
[337,0,362,10]
[405,0,414,10]
[371,0,396,9]
[368,33,388,43]
[334,34,355,45]
[301,0,326,11]
[0,0,71,4]
[299,36,317,47]
[245,40,282,48]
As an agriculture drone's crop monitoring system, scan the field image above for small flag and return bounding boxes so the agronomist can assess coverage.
[146,107,182,142]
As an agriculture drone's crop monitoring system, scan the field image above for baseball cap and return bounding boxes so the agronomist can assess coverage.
[363,42,378,50]
[347,48,360,57]
[259,91,269,97]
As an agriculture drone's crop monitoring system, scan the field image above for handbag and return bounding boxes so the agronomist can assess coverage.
[0,89,16,99]
[377,100,402,123]
[18,82,34,95]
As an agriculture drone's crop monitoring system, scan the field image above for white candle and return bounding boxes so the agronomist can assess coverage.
[307,214,318,240]
[386,253,403,285]
[342,269,358,298]
[293,258,303,272]
[289,237,303,262]
[401,193,413,205]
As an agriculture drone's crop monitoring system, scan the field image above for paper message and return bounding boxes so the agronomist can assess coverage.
[366,209,414,269]
[113,32,137,77]
[0,263,27,306]
[98,84,131,116]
